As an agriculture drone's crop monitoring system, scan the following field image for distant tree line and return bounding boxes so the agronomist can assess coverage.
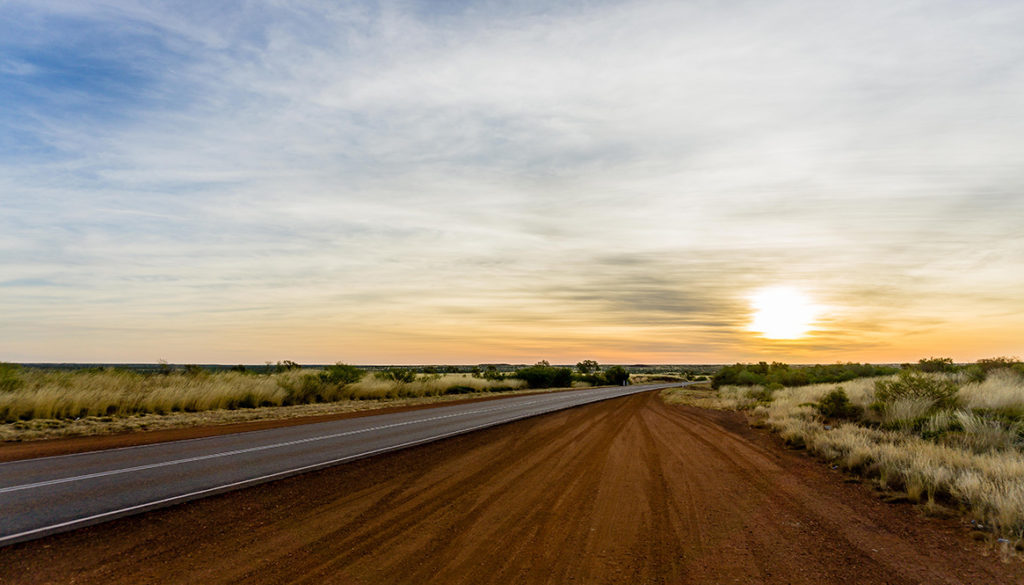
[711,362,898,389]
[510,360,630,389]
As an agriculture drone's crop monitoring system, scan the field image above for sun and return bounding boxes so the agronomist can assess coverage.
[748,286,818,339]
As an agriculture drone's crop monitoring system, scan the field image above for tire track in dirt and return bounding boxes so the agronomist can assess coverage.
[1,392,1020,585]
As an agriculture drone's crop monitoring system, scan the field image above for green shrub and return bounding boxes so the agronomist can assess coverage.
[319,363,364,386]
[915,356,956,373]
[274,360,302,373]
[711,361,896,389]
[816,387,863,420]
[604,365,630,386]
[576,373,606,386]
[873,371,958,409]
[515,363,574,389]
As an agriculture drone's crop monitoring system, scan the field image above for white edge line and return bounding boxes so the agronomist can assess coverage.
[0,384,680,548]
[0,385,664,467]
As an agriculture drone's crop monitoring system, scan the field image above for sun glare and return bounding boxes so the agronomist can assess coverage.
[748,286,818,340]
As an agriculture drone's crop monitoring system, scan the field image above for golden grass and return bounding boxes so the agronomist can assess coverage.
[0,382,556,443]
[960,369,1024,415]
[0,370,544,444]
[347,374,525,399]
[0,368,527,430]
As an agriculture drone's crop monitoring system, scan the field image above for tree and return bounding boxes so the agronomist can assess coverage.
[576,360,600,374]
[916,357,956,373]
[604,365,630,386]
[275,360,301,373]
[515,363,573,389]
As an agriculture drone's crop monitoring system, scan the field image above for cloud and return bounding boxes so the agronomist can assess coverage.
[2,1,1023,362]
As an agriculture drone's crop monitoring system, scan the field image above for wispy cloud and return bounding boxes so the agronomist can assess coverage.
[2,1,1023,363]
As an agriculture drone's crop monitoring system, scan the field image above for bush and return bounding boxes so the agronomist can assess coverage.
[279,374,329,405]
[915,357,956,373]
[873,371,958,409]
[319,363,364,386]
[816,387,863,420]
[576,373,606,386]
[375,368,416,383]
[711,362,896,389]
[274,360,302,373]
[515,363,574,389]
[604,366,630,386]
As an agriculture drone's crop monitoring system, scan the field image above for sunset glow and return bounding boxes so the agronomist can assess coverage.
[749,288,819,340]
[1,2,1023,365]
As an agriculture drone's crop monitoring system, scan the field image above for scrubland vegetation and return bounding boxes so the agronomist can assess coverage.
[0,362,532,424]
[668,357,1024,542]
[0,359,639,436]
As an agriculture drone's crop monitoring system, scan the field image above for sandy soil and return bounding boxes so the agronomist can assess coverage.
[1,391,1020,584]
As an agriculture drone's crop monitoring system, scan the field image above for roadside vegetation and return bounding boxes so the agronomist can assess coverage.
[0,362,529,424]
[665,357,1024,544]
[0,360,640,441]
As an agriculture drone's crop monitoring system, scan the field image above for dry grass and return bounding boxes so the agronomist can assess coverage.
[347,374,524,399]
[0,368,532,441]
[0,382,553,443]
[960,369,1024,416]
[660,384,724,409]
[663,371,1024,540]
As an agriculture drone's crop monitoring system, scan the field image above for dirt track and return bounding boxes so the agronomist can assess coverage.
[1,391,1021,584]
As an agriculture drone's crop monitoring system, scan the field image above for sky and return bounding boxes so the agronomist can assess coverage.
[2,0,1023,365]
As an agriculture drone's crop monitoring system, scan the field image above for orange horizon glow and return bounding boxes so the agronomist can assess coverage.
[2,3,1023,366]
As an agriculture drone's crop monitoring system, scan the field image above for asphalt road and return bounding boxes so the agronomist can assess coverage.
[0,383,680,547]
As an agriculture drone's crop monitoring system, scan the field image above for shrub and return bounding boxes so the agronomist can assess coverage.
[873,371,958,409]
[274,360,302,373]
[576,373,606,386]
[604,365,630,386]
[816,387,863,420]
[749,383,780,404]
[515,363,574,389]
[278,374,328,405]
[711,361,897,389]
[915,357,957,373]
[375,368,416,383]
[319,363,364,386]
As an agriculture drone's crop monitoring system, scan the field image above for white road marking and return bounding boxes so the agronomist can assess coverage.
[0,385,670,547]
[0,387,639,494]
[0,399,545,494]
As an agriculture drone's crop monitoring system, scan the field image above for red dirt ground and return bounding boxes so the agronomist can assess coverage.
[1,391,1021,584]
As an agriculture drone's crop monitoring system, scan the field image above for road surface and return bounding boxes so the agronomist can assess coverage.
[0,383,674,547]
[1,390,1020,584]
